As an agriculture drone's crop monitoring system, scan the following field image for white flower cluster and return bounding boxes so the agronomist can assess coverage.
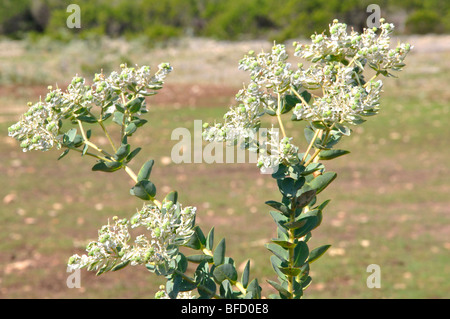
[8,101,61,152]
[291,19,411,124]
[238,44,292,93]
[294,19,410,72]
[130,201,197,257]
[293,75,384,124]
[8,63,172,152]
[204,19,411,165]
[257,130,299,173]
[67,202,196,272]
[93,63,173,112]
[202,84,264,143]
[155,285,196,299]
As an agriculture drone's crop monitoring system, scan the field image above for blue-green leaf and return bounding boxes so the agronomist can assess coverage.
[92,160,122,173]
[125,147,141,163]
[137,160,154,182]
[183,226,206,250]
[267,279,291,298]
[206,227,215,251]
[245,279,262,299]
[241,260,251,289]
[130,180,156,200]
[213,263,237,283]
[266,243,289,263]
[186,254,213,263]
[293,241,309,267]
[308,244,331,264]
[126,97,145,113]
[318,149,350,160]
[213,238,226,266]
[265,200,290,216]
[113,144,130,161]
[125,122,137,136]
[164,191,178,205]
[308,171,337,194]
[57,149,70,160]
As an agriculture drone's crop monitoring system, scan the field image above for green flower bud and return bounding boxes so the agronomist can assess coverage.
[155,291,165,299]
[323,110,332,117]
[99,234,110,243]
[164,201,174,210]
[20,141,30,148]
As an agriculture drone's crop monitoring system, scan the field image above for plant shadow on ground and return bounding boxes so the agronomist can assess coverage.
[0,36,449,298]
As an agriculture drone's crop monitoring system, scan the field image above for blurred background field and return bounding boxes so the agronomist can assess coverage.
[0,1,449,298]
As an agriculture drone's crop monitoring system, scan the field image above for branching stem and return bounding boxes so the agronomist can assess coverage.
[276,93,287,139]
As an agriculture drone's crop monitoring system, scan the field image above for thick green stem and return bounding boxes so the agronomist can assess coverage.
[287,229,295,298]
[286,196,298,299]
[120,92,129,139]
[77,120,162,209]
[291,86,311,109]
[301,128,322,164]
[77,120,113,158]
[66,146,110,162]
[363,72,380,88]
[99,119,117,153]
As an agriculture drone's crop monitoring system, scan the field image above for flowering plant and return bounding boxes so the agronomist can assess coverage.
[8,18,410,299]
[204,18,410,298]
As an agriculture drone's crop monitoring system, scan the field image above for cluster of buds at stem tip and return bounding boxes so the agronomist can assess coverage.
[203,18,411,173]
[67,202,196,273]
[8,63,172,152]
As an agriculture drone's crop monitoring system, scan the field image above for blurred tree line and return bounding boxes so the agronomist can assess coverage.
[1,0,449,41]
